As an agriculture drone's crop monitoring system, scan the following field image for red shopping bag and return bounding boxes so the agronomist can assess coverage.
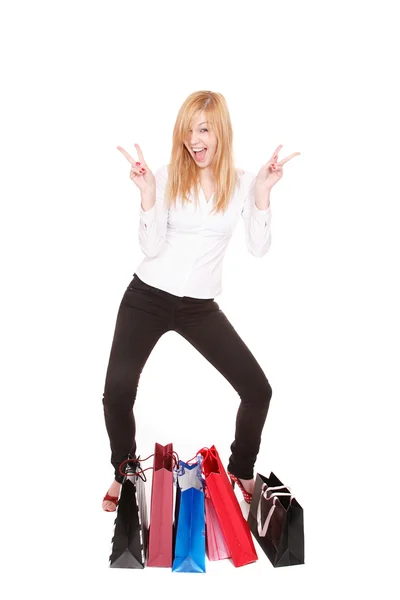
[197,445,258,568]
[147,442,177,567]
[204,485,230,561]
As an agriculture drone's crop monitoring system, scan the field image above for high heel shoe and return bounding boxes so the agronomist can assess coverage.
[227,471,253,504]
[102,491,119,511]
[102,455,142,511]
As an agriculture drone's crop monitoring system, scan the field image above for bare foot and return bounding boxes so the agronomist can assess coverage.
[238,477,255,495]
[102,479,122,511]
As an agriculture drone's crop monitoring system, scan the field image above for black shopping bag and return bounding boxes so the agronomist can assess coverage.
[109,459,149,568]
[248,471,304,567]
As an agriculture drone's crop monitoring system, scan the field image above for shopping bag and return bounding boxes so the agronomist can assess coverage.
[109,459,149,568]
[204,484,230,561]
[248,471,305,567]
[147,442,175,567]
[172,456,206,573]
[198,445,257,568]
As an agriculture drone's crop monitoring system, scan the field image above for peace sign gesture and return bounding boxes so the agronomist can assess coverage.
[256,145,300,191]
[116,143,155,192]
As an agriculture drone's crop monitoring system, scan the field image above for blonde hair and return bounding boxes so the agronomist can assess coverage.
[164,91,243,217]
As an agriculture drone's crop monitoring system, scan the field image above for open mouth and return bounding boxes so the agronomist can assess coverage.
[192,148,207,161]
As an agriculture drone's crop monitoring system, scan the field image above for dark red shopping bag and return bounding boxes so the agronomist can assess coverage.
[147,443,177,567]
[197,445,258,568]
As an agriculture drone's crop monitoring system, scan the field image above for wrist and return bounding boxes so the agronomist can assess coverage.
[255,186,271,211]
[140,186,156,211]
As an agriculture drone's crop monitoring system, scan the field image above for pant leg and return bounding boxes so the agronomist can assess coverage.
[102,277,170,483]
[174,300,272,480]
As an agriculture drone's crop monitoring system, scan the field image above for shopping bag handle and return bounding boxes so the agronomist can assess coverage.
[186,446,218,473]
[168,450,180,469]
[119,449,180,480]
[118,456,152,481]
[257,483,294,537]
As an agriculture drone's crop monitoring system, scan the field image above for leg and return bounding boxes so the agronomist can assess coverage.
[102,283,169,483]
[175,301,272,480]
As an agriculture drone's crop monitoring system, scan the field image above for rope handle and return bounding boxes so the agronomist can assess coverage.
[118,449,180,479]
[257,484,294,537]
[185,446,218,473]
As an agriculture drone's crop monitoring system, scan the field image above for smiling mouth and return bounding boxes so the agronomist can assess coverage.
[192,148,207,161]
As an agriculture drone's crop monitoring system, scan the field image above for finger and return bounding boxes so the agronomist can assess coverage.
[117,146,137,165]
[130,166,143,175]
[270,145,283,162]
[134,143,146,166]
[279,152,301,165]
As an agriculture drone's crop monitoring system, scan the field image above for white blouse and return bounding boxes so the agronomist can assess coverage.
[134,164,272,299]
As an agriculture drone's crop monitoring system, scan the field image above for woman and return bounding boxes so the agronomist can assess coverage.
[102,90,300,511]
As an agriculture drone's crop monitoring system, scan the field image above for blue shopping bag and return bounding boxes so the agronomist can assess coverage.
[172,456,206,573]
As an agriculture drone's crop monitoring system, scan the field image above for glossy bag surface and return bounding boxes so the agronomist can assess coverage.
[199,445,257,568]
[172,458,206,573]
[248,471,305,567]
[147,442,174,567]
[204,485,230,561]
[109,462,148,569]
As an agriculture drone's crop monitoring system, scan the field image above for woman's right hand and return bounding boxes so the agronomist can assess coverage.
[116,143,155,193]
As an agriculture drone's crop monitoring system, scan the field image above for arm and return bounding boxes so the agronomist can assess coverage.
[241,173,272,257]
[138,164,169,258]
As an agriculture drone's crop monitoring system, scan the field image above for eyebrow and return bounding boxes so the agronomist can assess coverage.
[190,121,209,128]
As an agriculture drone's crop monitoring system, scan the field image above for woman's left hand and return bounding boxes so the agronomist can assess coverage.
[256,145,301,191]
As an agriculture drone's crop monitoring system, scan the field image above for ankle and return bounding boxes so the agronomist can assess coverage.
[109,479,121,491]
[238,477,255,494]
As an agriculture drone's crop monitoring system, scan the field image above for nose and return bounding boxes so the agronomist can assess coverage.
[190,133,202,146]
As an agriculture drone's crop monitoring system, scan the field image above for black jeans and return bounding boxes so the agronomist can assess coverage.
[102,273,272,483]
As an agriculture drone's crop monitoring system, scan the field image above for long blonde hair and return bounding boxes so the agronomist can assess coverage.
[164,91,243,217]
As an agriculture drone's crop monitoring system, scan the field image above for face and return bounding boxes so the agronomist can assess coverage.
[184,110,218,169]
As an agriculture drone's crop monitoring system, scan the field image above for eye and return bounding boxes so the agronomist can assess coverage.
[201,128,208,132]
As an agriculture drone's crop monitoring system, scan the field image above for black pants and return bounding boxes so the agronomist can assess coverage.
[102,273,272,483]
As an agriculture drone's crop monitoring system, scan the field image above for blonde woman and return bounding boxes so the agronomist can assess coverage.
[101,90,300,511]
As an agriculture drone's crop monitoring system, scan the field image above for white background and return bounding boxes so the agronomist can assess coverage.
[1,0,399,597]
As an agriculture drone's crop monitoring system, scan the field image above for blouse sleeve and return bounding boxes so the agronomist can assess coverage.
[241,172,272,257]
[138,164,169,258]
